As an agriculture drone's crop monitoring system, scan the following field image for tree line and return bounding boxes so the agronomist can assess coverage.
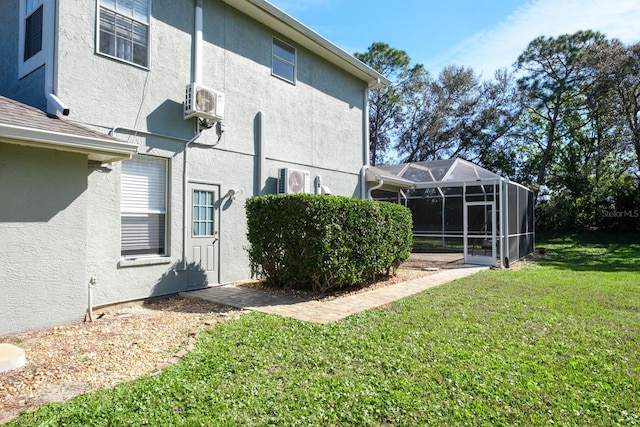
[356,31,640,233]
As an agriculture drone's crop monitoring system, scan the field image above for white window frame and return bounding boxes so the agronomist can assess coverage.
[272,37,296,84]
[120,155,168,259]
[96,0,151,69]
[18,0,49,78]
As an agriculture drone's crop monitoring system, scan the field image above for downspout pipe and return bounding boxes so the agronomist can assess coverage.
[194,0,203,85]
[85,276,97,323]
[177,0,205,272]
[256,112,265,196]
[360,78,384,198]
[367,175,384,199]
[178,124,202,272]
[45,0,69,116]
[360,165,369,199]
[363,80,378,166]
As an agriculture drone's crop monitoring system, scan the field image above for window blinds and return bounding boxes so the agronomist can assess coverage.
[121,156,167,256]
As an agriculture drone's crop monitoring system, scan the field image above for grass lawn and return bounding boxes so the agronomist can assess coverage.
[7,234,640,426]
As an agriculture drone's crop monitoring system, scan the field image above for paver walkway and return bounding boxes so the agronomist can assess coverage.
[181,265,487,324]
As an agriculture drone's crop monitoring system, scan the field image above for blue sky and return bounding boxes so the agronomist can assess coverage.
[269,0,640,78]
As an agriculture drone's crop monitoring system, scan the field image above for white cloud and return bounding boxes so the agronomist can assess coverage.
[426,0,640,78]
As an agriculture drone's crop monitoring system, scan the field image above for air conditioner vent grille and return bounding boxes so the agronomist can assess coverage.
[184,83,225,122]
[277,168,311,194]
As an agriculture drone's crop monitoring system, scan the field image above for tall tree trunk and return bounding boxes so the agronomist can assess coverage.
[535,99,561,198]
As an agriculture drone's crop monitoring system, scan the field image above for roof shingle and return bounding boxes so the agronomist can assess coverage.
[0,95,120,142]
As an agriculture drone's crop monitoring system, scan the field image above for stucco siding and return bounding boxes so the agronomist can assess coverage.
[0,143,88,335]
[187,147,255,283]
[53,0,367,291]
[1,0,371,334]
[56,0,365,173]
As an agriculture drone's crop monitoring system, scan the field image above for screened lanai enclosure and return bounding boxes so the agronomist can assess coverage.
[368,158,535,267]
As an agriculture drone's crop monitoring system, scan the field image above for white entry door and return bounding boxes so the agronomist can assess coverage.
[464,201,496,266]
[187,182,220,286]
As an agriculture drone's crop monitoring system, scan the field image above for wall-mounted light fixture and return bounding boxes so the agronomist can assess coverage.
[224,189,236,200]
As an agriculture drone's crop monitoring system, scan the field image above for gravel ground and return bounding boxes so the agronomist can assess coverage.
[0,253,463,423]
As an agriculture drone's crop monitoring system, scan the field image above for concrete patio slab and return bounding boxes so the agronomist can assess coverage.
[181,265,488,324]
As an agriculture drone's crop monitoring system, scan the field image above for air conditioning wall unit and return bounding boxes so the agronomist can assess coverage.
[278,168,311,194]
[184,83,225,121]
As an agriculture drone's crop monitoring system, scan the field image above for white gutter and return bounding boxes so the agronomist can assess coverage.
[362,166,415,199]
[0,123,138,162]
[45,0,69,116]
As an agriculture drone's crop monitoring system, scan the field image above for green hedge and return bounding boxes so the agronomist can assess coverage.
[245,194,413,292]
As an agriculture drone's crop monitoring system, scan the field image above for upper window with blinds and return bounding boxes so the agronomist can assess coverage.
[120,155,167,258]
[19,0,46,77]
[97,0,150,68]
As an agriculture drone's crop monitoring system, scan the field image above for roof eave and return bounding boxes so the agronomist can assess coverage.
[365,168,415,189]
[376,176,415,190]
[224,0,391,88]
[0,123,138,163]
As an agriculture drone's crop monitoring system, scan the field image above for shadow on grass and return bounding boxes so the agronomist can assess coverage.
[536,232,640,272]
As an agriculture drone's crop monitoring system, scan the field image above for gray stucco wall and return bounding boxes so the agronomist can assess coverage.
[0,144,88,335]
[1,0,370,332]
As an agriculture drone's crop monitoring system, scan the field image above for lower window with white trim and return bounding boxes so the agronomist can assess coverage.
[120,155,167,257]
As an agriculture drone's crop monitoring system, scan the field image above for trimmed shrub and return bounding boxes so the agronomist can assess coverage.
[245,194,413,292]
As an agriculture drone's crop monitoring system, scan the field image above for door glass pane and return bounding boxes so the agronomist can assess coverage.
[193,190,214,236]
[467,204,493,257]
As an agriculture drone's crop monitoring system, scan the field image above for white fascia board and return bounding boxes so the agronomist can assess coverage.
[365,168,415,188]
[226,0,391,88]
[414,179,501,189]
[0,123,138,163]
[377,175,415,189]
